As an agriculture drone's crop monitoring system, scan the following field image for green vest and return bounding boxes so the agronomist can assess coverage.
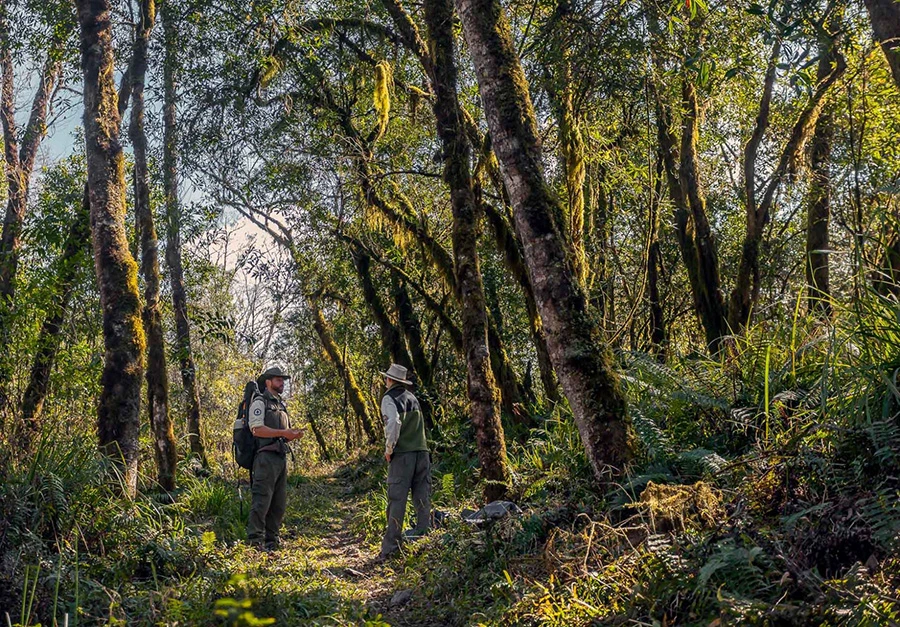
[385,387,428,454]
[256,390,289,454]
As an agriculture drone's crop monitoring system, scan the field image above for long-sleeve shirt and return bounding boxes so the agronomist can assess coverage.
[381,394,402,457]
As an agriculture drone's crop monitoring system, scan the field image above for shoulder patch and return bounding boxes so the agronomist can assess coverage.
[253,408,263,416]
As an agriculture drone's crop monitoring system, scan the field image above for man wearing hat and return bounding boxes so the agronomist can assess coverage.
[379,363,431,559]
[247,366,302,550]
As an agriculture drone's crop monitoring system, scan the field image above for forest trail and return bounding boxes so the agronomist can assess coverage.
[240,461,427,626]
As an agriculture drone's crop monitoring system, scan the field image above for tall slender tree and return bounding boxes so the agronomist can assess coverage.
[130,0,177,491]
[162,0,207,465]
[455,0,633,479]
[76,0,146,497]
[806,13,842,317]
[423,0,511,500]
[0,2,67,408]
[729,14,844,332]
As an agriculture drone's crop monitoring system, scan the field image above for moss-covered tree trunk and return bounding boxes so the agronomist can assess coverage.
[677,82,729,351]
[646,8,727,353]
[350,245,436,427]
[481,201,559,402]
[19,184,91,450]
[864,0,900,91]
[354,150,523,414]
[391,273,439,429]
[77,0,146,497]
[350,246,413,369]
[424,0,511,501]
[391,273,432,387]
[455,0,633,480]
[305,407,331,462]
[162,2,206,466]
[548,63,587,286]
[129,0,177,492]
[311,296,377,443]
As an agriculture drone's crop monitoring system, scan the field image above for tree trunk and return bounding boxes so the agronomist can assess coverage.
[455,0,633,480]
[391,272,437,429]
[864,0,900,91]
[0,12,64,409]
[19,184,91,450]
[648,155,666,359]
[806,29,838,317]
[162,2,207,466]
[350,244,436,427]
[77,0,146,497]
[805,105,832,316]
[549,63,588,285]
[305,407,331,462]
[729,22,844,332]
[678,82,729,350]
[130,0,177,492]
[311,297,377,443]
[350,245,413,368]
[354,151,524,415]
[425,0,511,501]
[481,200,559,402]
[646,5,728,353]
[391,273,432,386]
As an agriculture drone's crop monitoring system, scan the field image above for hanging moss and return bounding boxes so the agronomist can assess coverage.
[373,60,393,141]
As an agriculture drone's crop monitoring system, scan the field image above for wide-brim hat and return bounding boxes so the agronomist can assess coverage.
[260,366,291,381]
[380,363,413,386]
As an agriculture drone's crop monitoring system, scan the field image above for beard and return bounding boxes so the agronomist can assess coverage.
[270,379,285,394]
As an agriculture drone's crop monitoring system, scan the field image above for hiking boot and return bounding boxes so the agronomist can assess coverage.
[403,528,428,541]
[248,541,267,552]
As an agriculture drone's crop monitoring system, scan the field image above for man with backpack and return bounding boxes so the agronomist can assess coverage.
[246,366,302,551]
[378,363,431,560]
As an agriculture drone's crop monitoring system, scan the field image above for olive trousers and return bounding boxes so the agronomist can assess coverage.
[380,450,431,557]
[247,451,287,548]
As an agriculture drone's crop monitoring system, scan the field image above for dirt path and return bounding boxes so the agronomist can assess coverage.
[278,466,423,626]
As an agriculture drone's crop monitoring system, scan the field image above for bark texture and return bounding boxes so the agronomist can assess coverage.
[455,0,633,480]
[806,26,839,317]
[130,0,177,492]
[425,0,510,500]
[77,0,146,497]
[481,199,559,401]
[162,2,206,465]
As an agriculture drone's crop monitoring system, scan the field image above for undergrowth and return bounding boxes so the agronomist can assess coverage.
[2,292,899,625]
